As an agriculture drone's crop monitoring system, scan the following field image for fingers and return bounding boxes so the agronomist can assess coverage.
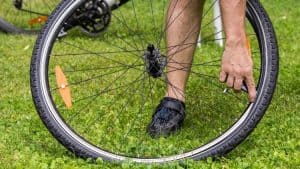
[245,75,256,102]
[226,75,234,88]
[219,70,256,102]
[220,67,256,102]
[219,71,235,89]
[233,77,243,91]
[219,70,227,82]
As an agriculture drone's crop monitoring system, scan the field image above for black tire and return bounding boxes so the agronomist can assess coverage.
[30,0,278,163]
[0,17,28,34]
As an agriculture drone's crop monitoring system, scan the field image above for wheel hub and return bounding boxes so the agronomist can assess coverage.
[143,44,166,78]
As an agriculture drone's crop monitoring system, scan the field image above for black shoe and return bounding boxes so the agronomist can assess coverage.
[147,97,185,137]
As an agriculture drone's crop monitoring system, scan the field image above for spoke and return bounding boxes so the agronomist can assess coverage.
[58,40,140,68]
[50,56,143,91]
[121,71,149,149]
[165,64,216,80]
[59,64,144,74]
[51,67,128,91]
[112,8,140,49]
[99,73,147,151]
[58,36,142,57]
[166,23,202,65]
[189,70,247,102]
[156,0,191,48]
[160,36,225,52]
[111,12,144,49]
[103,73,148,141]
[161,56,247,102]
[130,0,150,46]
[149,0,157,37]
[100,37,143,59]
[52,49,144,58]
[158,1,224,65]
[160,9,224,62]
[102,29,143,52]
[74,71,145,107]
[21,0,53,15]
[156,0,219,48]
[168,59,221,67]
[201,0,219,20]
[158,73,185,100]
[148,75,155,113]
[201,15,221,31]
[18,7,48,16]
[84,72,145,134]
[71,71,145,126]
[166,30,224,63]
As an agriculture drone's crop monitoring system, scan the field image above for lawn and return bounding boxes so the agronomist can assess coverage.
[0,0,299,168]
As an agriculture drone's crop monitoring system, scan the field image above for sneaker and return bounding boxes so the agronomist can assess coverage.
[147,97,185,137]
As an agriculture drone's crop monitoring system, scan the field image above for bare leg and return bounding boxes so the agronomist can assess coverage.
[165,0,205,102]
[147,0,205,136]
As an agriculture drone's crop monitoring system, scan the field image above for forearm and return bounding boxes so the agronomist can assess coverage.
[220,0,247,48]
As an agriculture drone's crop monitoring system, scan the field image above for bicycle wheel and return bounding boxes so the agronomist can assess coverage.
[30,0,278,163]
[0,0,128,34]
[0,0,59,34]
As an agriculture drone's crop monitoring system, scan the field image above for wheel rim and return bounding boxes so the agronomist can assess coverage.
[37,0,267,162]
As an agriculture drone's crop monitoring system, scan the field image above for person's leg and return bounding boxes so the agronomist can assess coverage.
[165,0,205,102]
[147,0,205,137]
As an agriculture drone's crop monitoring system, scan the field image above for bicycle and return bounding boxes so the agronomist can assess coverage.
[0,0,60,34]
[30,0,279,163]
[0,0,128,35]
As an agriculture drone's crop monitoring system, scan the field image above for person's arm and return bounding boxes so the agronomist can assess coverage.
[219,0,256,102]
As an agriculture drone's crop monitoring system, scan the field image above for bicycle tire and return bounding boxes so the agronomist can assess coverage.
[30,0,278,163]
[0,17,27,34]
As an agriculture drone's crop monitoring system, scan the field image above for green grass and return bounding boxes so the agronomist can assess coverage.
[0,0,299,168]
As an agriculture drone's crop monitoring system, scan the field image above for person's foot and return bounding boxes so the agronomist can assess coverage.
[147,97,185,137]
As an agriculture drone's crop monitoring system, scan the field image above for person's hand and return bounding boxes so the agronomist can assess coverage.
[219,41,256,102]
